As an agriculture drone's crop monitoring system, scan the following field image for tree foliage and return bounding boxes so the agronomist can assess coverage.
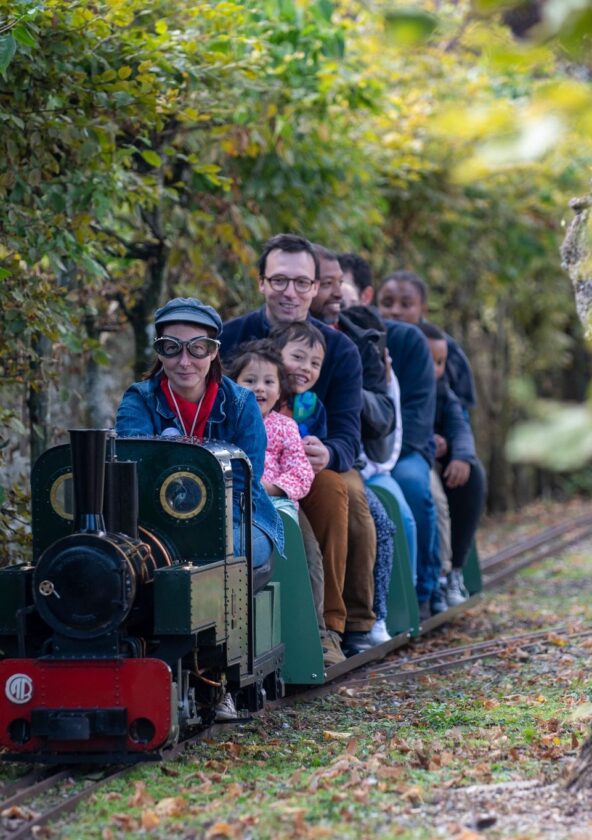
[2,0,592,559]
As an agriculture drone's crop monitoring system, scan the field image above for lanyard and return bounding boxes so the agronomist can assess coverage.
[168,387,205,437]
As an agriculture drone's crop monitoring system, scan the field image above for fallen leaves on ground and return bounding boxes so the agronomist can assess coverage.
[25,505,592,840]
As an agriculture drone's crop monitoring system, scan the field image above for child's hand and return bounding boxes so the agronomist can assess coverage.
[434,434,448,459]
[302,436,330,473]
[262,479,285,497]
[443,459,470,488]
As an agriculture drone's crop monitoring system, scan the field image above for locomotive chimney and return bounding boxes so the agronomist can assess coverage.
[69,429,108,533]
[104,460,139,538]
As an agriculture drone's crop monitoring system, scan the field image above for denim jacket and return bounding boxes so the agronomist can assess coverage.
[115,373,284,554]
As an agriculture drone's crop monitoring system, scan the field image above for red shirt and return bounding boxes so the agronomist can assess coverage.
[161,377,219,439]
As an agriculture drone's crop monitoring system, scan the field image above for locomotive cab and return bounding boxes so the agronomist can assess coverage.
[0,429,284,763]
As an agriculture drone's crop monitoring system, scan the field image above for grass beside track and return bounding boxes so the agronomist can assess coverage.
[5,509,592,839]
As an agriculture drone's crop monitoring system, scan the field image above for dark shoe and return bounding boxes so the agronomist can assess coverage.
[341,630,373,656]
[418,600,431,622]
[446,568,469,606]
[430,585,448,615]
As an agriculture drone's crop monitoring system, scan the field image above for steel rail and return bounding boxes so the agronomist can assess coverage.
[479,513,592,571]
[0,767,58,801]
[368,623,574,672]
[482,522,592,588]
[0,727,224,839]
[0,768,72,812]
[0,766,132,840]
[345,628,592,686]
[373,627,592,683]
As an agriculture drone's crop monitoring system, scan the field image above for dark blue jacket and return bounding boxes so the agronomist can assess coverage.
[115,373,284,554]
[435,378,476,463]
[220,308,362,472]
[386,320,436,466]
[445,333,476,410]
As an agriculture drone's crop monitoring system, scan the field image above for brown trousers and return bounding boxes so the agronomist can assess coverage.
[300,469,376,634]
[298,509,325,630]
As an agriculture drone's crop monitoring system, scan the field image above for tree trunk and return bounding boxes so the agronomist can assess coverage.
[473,296,512,512]
[561,193,592,338]
[84,315,113,429]
[566,734,592,790]
[130,247,169,380]
[27,333,51,467]
[562,190,592,788]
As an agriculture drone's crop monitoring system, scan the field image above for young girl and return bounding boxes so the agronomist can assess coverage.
[225,340,314,519]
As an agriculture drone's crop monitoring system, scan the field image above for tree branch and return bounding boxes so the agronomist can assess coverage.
[90,223,154,259]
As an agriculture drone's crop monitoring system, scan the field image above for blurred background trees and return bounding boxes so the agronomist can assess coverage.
[2,0,592,558]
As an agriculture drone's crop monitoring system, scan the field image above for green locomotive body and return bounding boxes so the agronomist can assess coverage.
[0,432,283,762]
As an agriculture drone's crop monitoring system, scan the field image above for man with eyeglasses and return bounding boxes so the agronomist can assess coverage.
[221,233,378,655]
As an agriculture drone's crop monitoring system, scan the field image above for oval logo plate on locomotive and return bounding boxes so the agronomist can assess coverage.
[5,673,33,705]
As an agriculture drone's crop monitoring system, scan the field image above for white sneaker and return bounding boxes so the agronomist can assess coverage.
[215,692,238,721]
[446,568,469,607]
[366,619,391,645]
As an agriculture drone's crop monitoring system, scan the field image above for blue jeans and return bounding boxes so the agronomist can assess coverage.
[233,523,273,568]
[392,452,440,604]
[366,474,417,587]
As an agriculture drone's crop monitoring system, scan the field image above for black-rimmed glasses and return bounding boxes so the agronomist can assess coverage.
[154,336,220,359]
[264,274,316,293]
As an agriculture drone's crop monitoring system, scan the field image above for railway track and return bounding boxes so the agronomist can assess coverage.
[2,512,592,838]
[480,512,592,588]
[0,733,209,837]
[349,625,592,686]
[0,765,130,838]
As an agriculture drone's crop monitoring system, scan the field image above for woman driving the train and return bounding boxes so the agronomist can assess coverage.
[115,297,284,587]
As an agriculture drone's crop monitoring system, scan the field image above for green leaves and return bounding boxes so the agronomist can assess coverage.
[140,150,162,168]
[383,8,438,46]
[12,24,36,49]
[0,18,37,75]
[0,35,16,75]
[0,0,590,513]
[507,402,592,471]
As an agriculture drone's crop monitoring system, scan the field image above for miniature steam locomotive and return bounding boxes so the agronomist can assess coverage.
[0,430,284,763]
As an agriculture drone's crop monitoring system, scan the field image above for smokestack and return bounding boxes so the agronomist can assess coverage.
[69,429,108,533]
[104,460,139,538]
